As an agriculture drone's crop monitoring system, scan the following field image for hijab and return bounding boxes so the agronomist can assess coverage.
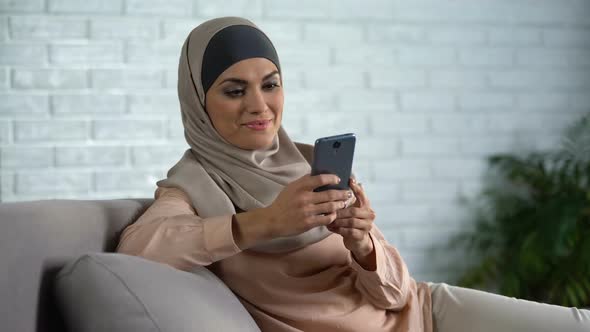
[156,17,332,253]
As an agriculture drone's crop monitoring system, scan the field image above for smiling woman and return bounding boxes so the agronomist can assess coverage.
[205,58,283,150]
[115,16,590,332]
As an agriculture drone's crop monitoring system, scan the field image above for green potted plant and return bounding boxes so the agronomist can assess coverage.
[453,113,590,308]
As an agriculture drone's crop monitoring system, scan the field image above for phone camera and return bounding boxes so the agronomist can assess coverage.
[333,141,341,149]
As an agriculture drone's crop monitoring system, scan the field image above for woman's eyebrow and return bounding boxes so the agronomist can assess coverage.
[262,70,280,81]
[218,70,280,86]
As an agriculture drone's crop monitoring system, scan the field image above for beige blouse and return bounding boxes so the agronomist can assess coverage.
[116,186,433,332]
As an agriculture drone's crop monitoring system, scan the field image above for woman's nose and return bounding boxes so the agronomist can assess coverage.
[244,87,267,114]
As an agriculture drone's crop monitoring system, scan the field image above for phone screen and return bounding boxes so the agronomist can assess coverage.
[311,133,356,192]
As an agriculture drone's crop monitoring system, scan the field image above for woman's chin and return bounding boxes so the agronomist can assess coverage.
[233,134,276,150]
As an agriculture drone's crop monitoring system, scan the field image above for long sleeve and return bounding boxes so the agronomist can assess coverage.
[116,187,242,271]
[348,225,412,311]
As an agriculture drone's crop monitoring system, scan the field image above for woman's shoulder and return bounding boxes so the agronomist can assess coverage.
[155,186,192,205]
[149,186,198,216]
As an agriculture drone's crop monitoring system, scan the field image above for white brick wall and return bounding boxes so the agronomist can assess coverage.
[1,0,589,282]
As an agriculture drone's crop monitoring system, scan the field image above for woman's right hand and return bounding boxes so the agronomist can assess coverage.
[264,174,352,238]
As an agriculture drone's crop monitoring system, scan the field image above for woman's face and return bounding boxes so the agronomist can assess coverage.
[204,57,283,150]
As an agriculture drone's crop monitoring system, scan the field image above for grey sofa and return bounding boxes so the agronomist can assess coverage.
[0,197,258,332]
[0,198,153,331]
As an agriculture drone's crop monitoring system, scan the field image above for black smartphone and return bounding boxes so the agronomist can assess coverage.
[311,133,356,192]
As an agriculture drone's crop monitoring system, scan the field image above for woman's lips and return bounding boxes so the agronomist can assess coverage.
[243,119,272,131]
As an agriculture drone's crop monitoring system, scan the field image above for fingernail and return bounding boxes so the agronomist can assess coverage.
[351,177,356,184]
[337,177,341,183]
[347,191,352,198]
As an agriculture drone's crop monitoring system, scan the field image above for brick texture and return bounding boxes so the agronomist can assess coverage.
[1,0,589,283]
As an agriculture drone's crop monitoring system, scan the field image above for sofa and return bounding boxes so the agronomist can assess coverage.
[0,197,259,332]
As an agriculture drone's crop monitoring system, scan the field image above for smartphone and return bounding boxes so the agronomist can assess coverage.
[311,133,356,192]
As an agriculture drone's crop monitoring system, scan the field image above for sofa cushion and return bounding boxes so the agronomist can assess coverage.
[0,198,152,332]
[55,253,260,332]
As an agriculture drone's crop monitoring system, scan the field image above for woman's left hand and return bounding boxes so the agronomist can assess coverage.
[327,177,376,260]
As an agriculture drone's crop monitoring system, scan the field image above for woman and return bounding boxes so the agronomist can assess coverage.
[116,17,590,332]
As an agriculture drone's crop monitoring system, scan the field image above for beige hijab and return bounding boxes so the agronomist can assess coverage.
[157,17,332,253]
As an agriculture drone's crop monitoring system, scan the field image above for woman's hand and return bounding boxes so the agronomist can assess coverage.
[327,177,376,268]
[263,174,352,239]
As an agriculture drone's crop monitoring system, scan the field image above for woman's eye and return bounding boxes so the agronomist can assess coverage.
[224,89,245,97]
[263,82,280,91]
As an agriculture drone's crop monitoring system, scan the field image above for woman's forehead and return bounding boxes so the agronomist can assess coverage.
[199,24,280,93]
[216,58,280,82]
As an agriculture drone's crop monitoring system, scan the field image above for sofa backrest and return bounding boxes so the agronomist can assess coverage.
[0,198,153,332]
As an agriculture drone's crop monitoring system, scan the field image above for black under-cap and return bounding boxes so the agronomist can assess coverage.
[201,24,281,94]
